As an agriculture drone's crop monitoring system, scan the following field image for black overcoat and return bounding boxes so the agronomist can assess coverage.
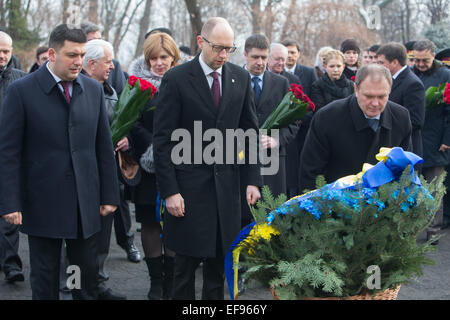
[299,95,412,192]
[153,56,262,258]
[389,67,425,157]
[0,65,120,239]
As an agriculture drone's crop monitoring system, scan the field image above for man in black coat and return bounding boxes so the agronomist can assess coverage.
[241,34,298,224]
[282,39,318,97]
[299,64,412,192]
[377,42,425,158]
[0,24,120,300]
[413,40,450,243]
[153,17,262,300]
[0,31,26,283]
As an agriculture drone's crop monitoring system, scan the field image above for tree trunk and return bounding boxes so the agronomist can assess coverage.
[251,0,261,34]
[280,0,297,41]
[62,0,70,24]
[88,0,99,24]
[184,0,203,55]
[133,0,152,59]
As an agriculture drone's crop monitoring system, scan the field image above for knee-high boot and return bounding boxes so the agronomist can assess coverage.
[144,256,164,300]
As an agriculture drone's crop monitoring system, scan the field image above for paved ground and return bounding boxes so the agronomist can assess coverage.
[0,205,449,300]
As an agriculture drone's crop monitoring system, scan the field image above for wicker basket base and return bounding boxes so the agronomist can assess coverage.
[271,285,401,300]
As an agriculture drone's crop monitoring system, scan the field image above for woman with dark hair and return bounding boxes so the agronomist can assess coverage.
[128,32,180,300]
[340,39,361,80]
[311,50,354,111]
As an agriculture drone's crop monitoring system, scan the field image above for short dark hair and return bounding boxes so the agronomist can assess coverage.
[368,44,380,53]
[377,42,407,66]
[414,39,436,55]
[245,34,269,53]
[36,46,49,59]
[49,24,87,51]
[281,39,301,52]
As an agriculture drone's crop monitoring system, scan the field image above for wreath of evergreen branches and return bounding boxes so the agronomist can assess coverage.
[241,168,445,299]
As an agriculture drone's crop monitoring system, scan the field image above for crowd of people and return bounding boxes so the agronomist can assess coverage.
[0,16,449,300]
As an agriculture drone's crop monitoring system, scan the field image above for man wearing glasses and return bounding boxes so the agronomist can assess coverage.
[413,39,450,245]
[153,17,262,300]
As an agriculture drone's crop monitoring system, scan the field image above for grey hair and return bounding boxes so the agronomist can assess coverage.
[0,31,12,46]
[270,43,288,58]
[80,21,102,35]
[83,39,114,67]
[355,64,393,88]
[413,39,436,55]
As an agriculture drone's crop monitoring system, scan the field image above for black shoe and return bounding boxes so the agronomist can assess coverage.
[125,243,142,263]
[98,288,127,300]
[427,231,440,245]
[5,270,24,283]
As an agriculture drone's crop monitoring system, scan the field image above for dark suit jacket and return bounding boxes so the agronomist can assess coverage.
[241,71,296,223]
[293,64,318,98]
[0,65,120,239]
[280,70,301,86]
[389,66,425,157]
[284,65,317,193]
[299,95,412,192]
[153,56,262,258]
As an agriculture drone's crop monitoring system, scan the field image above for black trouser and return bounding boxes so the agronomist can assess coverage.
[28,233,99,300]
[172,223,225,300]
[98,212,114,290]
[0,219,22,274]
[114,184,134,248]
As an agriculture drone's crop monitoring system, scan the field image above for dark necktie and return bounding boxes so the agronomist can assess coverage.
[60,81,71,104]
[367,118,379,132]
[252,77,262,103]
[210,71,220,108]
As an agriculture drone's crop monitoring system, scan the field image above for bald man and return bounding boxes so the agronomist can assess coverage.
[0,31,26,283]
[154,17,262,300]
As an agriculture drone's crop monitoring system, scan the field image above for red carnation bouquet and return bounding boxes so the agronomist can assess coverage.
[261,83,315,133]
[425,82,450,110]
[111,76,157,146]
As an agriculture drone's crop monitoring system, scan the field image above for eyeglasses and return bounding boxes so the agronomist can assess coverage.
[202,37,237,54]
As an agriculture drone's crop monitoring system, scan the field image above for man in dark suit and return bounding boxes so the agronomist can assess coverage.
[242,34,297,223]
[299,64,412,192]
[377,42,425,157]
[153,17,262,300]
[0,24,120,300]
[281,39,318,97]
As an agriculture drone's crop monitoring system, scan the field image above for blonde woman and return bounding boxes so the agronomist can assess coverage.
[311,50,355,111]
[128,32,180,300]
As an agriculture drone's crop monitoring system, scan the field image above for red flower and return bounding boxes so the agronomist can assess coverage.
[128,75,138,87]
[139,78,157,95]
[444,83,450,105]
[351,76,356,82]
[288,83,305,100]
[307,102,315,112]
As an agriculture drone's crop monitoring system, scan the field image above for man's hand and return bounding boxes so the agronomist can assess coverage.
[246,185,261,206]
[100,205,117,216]
[2,212,22,225]
[115,137,129,152]
[439,144,450,152]
[166,193,185,218]
[261,135,279,149]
